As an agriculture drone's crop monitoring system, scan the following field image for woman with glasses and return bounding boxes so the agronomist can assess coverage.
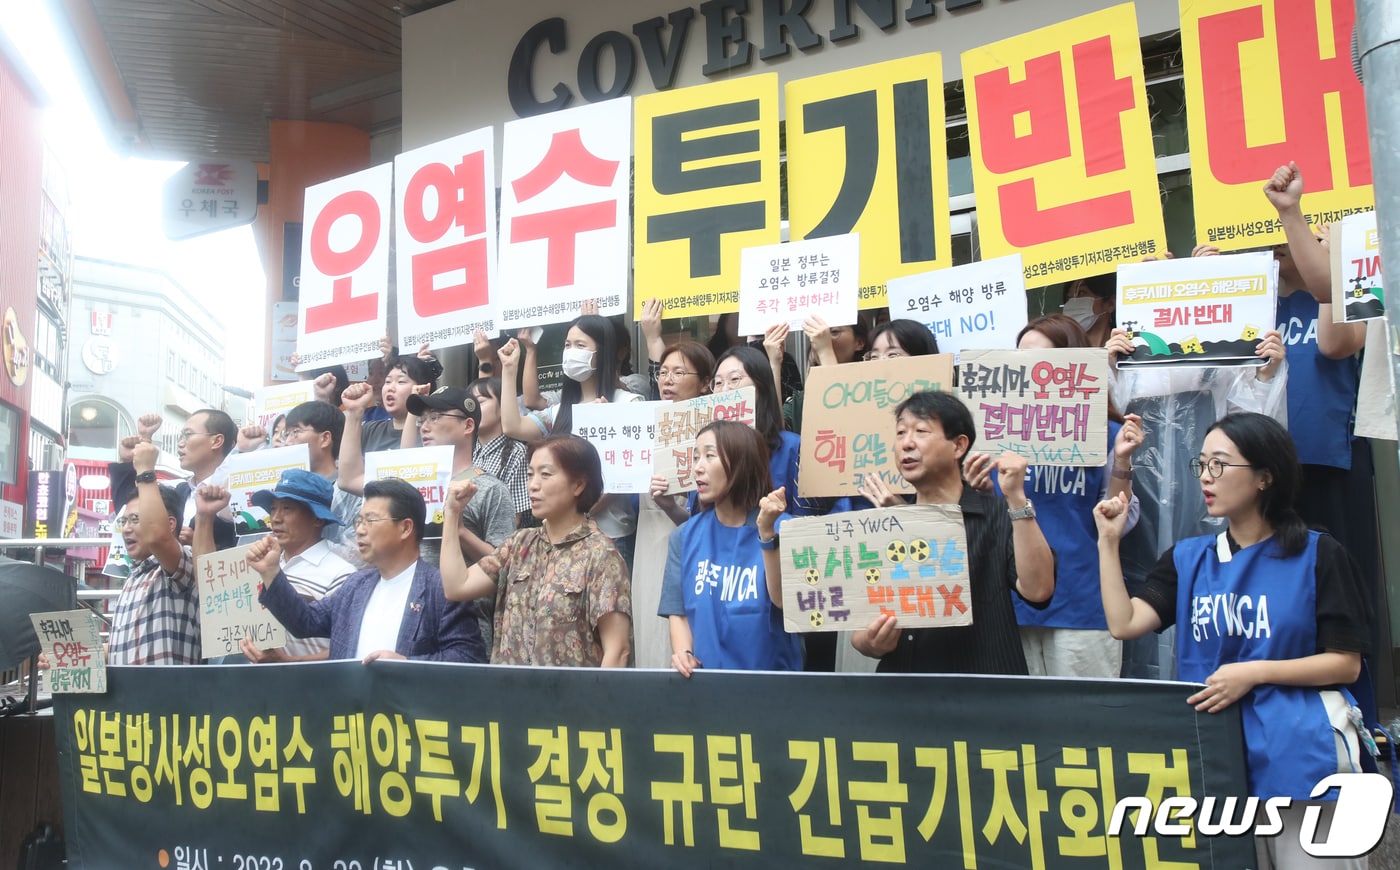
[865,318,940,360]
[1097,412,1371,867]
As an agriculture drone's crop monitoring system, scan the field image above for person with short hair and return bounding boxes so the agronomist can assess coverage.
[466,377,529,522]
[283,400,362,558]
[361,356,438,453]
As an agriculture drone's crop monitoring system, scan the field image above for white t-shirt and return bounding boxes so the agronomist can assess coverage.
[280,541,357,659]
[354,562,417,659]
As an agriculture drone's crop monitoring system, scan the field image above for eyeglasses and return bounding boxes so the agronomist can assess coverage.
[657,369,697,382]
[712,376,751,390]
[116,515,141,529]
[353,513,402,529]
[177,430,209,443]
[1189,458,1256,479]
[421,412,468,426]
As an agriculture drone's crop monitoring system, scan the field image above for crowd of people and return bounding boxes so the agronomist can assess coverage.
[97,163,1385,866]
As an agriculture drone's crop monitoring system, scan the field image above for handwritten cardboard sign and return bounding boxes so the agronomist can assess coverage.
[737,233,860,335]
[253,381,316,432]
[197,542,287,659]
[30,610,106,693]
[364,445,454,529]
[573,401,664,494]
[957,348,1110,466]
[224,444,311,535]
[798,355,955,497]
[652,388,756,495]
[1115,252,1278,367]
[1331,211,1385,323]
[885,254,1029,354]
[778,505,972,633]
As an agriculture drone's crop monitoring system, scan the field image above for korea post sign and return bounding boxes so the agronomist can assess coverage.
[786,53,952,309]
[963,3,1165,288]
[634,75,781,318]
[1181,0,1372,250]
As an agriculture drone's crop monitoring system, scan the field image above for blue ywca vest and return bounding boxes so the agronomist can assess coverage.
[1276,291,1359,469]
[1174,530,1348,800]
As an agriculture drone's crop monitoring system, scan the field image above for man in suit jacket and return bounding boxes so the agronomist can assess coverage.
[250,477,486,663]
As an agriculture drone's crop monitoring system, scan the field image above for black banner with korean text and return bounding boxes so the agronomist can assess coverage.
[55,663,1253,868]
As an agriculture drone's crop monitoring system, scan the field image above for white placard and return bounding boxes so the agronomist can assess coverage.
[223,444,311,535]
[253,381,316,433]
[196,543,288,659]
[885,254,1028,354]
[573,401,664,494]
[31,610,107,693]
[270,301,299,381]
[1332,211,1385,323]
[737,233,860,335]
[498,99,633,330]
[364,445,455,526]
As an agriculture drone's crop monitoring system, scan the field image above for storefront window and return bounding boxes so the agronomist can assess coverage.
[0,403,18,486]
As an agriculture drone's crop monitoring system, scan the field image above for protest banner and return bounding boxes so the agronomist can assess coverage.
[195,542,287,659]
[393,127,497,352]
[778,505,972,634]
[957,348,1110,466]
[1331,211,1385,322]
[54,663,1254,868]
[736,233,859,335]
[786,53,952,310]
[885,254,1028,354]
[1115,252,1278,367]
[364,445,454,530]
[962,4,1166,288]
[223,444,311,535]
[499,98,632,330]
[1180,0,1373,250]
[633,75,781,318]
[573,400,664,494]
[653,387,756,494]
[799,355,954,497]
[29,610,105,693]
[252,381,315,432]
[296,164,393,371]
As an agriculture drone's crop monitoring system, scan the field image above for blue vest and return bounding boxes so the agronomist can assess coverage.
[1174,531,1347,799]
[679,509,803,672]
[1276,291,1358,469]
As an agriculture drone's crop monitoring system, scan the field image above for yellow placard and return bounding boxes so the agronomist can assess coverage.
[1181,0,1373,251]
[963,3,1165,289]
[633,74,781,318]
[786,53,951,310]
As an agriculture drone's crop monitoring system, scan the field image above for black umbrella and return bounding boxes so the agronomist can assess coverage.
[0,556,78,672]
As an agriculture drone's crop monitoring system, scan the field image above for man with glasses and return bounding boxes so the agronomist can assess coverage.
[250,477,486,663]
[282,400,363,564]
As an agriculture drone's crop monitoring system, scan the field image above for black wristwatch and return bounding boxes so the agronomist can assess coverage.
[135,470,157,484]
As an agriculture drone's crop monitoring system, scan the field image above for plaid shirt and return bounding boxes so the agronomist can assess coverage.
[107,546,202,665]
[474,434,529,515]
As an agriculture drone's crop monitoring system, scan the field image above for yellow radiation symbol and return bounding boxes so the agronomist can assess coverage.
[809,611,825,628]
[804,568,820,586]
[909,538,930,562]
[865,567,882,585]
[432,510,445,524]
[886,540,907,563]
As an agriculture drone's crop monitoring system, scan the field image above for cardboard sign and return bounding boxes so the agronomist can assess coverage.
[364,445,454,527]
[499,99,632,330]
[736,233,860,335]
[633,75,781,318]
[885,254,1029,354]
[957,348,1110,466]
[30,610,106,693]
[252,381,316,432]
[1181,0,1372,250]
[962,4,1166,288]
[296,164,393,371]
[652,388,756,495]
[778,505,972,633]
[1355,320,1398,441]
[1331,211,1385,322]
[799,355,955,497]
[394,127,498,351]
[573,401,664,494]
[1115,252,1278,367]
[196,543,288,659]
[786,53,953,309]
[224,444,312,535]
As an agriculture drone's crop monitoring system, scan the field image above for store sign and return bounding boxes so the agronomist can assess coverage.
[81,338,119,375]
[90,311,113,336]
[0,498,22,539]
[25,471,64,539]
[3,307,29,387]
[161,159,260,241]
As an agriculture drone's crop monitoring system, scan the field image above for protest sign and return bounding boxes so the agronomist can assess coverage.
[786,54,952,310]
[364,445,454,529]
[573,401,663,494]
[1331,211,1385,322]
[252,381,315,432]
[394,127,497,351]
[196,542,287,659]
[633,75,781,318]
[1180,0,1372,250]
[224,444,311,535]
[962,4,1166,287]
[296,164,393,371]
[653,388,756,495]
[885,254,1028,354]
[1115,252,1278,367]
[778,505,972,634]
[957,348,1110,466]
[499,99,632,330]
[736,233,860,335]
[30,610,106,693]
[799,355,954,497]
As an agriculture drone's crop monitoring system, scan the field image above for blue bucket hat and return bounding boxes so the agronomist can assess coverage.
[249,468,343,525]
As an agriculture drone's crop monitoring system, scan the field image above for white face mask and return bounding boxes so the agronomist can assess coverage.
[1062,297,1100,331]
[561,347,596,382]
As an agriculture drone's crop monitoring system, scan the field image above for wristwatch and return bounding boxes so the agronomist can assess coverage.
[135,470,158,484]
[1007,500,1036,521]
